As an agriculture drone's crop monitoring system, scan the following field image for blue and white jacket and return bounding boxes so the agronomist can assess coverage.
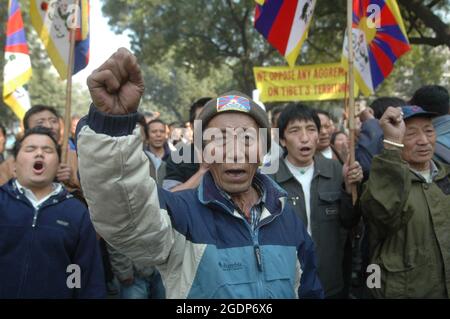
[0,180,106,298]
[77,106,324,299]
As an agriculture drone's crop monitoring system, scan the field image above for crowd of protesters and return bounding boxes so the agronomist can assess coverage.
[0,48,449,299]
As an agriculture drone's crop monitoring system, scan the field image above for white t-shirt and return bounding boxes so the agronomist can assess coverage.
[284,158,314,235]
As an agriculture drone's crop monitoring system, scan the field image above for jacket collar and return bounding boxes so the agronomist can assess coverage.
[198,170,287,217]
[2,179,72,206]
[275,154,335,183]
[410,160,448,183]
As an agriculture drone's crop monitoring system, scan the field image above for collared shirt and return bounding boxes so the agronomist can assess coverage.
[15,179,62,210]
[145,150,162,170]
[410,160,439,184]
[220,179,266,232]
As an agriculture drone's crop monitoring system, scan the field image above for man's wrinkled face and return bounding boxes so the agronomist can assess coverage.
[15,134,59,190]
[27,110,61,142]
[148,122,167,149]
[205,113,262,195]
[317,113,332,151]
[402,117,436,169]
[281,119,318,167]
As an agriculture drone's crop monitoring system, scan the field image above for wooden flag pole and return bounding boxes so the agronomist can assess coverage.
[62,0,79,164]
[347,0,358,205]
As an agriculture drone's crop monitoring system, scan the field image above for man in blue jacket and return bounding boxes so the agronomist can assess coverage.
[77,48,324,299]
[0,127,105,298]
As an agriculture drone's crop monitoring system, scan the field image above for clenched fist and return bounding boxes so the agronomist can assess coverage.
[379,106,406,145]
[87,48,145,115]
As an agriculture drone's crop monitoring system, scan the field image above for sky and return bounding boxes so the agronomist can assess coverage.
[72,1,131,86]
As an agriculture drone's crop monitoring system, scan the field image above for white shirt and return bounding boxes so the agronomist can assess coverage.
[15,180,62,210]
[321,146,333,159]
[284,158,314,235]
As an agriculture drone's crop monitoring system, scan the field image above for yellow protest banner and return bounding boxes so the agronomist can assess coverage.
[253,63,359,102]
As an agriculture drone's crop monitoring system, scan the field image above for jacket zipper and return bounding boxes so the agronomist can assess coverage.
[32,207,39,228]
[17,207,39,297]
[249,226,265,299]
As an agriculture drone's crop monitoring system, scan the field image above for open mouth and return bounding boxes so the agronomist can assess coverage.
[299,146,312,154]
[224,169,247,180]
[33,161,45,175]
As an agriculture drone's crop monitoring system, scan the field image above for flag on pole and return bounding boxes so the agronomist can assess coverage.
[3,0,32,119]
[254,0,317,67]
[30,0,90,80]
[342,0,411,96]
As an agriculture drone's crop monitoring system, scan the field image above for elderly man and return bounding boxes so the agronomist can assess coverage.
[0,127,105,298]
[361,105,450,299]
[77,48,323,299]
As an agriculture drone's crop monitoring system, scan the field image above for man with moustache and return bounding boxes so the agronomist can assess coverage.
[361,106,450,298]
[76,48,323,299]
[0,127,105,298]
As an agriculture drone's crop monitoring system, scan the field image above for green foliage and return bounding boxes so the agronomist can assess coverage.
[101,0,450,115]
[139,50,233,122]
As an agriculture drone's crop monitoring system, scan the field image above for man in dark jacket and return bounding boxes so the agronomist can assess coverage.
[270,103,362,298]
[0,127,105,298]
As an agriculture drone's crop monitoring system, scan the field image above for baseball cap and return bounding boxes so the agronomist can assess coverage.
[401,105,438,120]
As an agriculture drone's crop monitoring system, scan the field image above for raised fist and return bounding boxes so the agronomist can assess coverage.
[87,48,145,115]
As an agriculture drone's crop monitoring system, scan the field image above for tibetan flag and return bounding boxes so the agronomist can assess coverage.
[254,0,317,67]
[30,0,90,80]
[342,0,411,96]
[3,0,32,119]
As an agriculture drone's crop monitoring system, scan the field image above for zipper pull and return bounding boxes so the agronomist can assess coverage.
[32,208,39,228]
[254,245,263,272]
[32,215,37,228]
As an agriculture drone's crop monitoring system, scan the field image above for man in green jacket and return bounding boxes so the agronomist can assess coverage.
[361,105,450,299]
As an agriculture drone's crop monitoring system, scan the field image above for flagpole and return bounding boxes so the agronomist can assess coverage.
[347,0,357,204]
[62,0,79,164]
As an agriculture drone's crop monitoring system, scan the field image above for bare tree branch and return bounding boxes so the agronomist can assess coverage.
[306,39,340,61]
[409,36,445,46]
[399,0,450,48]
[427,0,442,9]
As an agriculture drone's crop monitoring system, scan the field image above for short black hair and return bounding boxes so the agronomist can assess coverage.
[148,119,166,127]
[13,126,61,161]
[23,105,60,130]
[278,103,321,140]
[410,85,450,116]
[271,104,286,126]
[189,97,212,124]
[369,97,406,119]
[316,110,331,119]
